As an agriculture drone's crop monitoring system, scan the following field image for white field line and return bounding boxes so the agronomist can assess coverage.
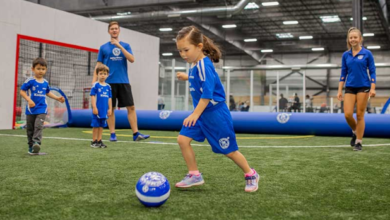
[1,133,389,148]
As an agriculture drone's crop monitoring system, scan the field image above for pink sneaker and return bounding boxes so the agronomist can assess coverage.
[245,169,260,192]
[175,173,205,188]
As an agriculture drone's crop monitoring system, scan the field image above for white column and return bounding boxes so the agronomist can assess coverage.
[250,70,254,112]
[171,59,175,110]
[302,70,306,113]
[269,84,272,112]
[226,70,231,109]
[330,97,334,113]
[276,71,280,112]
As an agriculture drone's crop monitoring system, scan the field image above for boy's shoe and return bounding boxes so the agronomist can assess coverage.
[90,140,100,148]
[98,140,107,148]
[245,169,260,192]
[110,133,117,142]
[175,173,204,188]
[32,142,41,154]
[353,143,362,151]
[28,146,38,155]
[350,133,357,146]
[133,132,150,141]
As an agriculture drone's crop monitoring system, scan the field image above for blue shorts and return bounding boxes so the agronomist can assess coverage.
[179,103,238,154]
[91,115,107,128]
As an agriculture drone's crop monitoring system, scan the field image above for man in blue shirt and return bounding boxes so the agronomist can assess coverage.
[92,21,149,142]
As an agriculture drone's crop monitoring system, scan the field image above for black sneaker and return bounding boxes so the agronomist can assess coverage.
[353,143,362,151]
[98,140,107,148]
[350,133,357,147]
[90,140,100,148]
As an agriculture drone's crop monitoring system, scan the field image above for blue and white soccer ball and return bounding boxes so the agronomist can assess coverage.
[135,172,170,207]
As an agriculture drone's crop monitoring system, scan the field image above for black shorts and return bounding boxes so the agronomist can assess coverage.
[345,87,370,95]
[109,83,134,108]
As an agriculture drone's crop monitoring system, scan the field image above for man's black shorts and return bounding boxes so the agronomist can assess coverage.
[345,87,370,95]
[109,83,134,108]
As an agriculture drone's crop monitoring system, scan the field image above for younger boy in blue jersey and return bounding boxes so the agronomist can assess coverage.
[20,58,65,155]
[175,26,260,192]
[90,64,112,148]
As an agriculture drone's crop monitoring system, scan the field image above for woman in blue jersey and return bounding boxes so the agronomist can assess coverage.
[175,26,260,192]
[337,27,376,151]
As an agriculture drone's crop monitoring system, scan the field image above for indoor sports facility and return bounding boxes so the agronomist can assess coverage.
[1,0,390,219]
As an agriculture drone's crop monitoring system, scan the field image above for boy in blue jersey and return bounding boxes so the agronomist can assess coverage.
[90,64,112,148]
[20,58,65,155]
[337,27,376,151]
[175,26,260,192]
[92,21,149,142]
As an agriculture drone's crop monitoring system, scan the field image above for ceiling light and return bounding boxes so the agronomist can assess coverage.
[276,33,294,38]
[312,48,325,51]
[299,36,313,40]
[283,21,299,25]
[262,2,279,6]
[159,28,173,32]
[222,24,237,28]
[244,38,257,42]
[363,33,374,37]
[261,49,273,53]
[350,17,367,21]
[320,15,340,23]
[116,12,131,16]
[367,46,380,49]
[244,2,260,9]
[162,53,173,56]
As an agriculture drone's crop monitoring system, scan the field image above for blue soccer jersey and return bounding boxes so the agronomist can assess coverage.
[340,47,376,88]
[21,77,50,115]
[188,57,225,110]
[97,41,133,84]
[90,82,112,119]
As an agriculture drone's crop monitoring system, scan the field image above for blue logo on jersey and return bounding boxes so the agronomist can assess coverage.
[113,48,121,56]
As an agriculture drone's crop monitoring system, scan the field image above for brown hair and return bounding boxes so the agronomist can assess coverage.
[96,64,109,74]
[108,21,119,31]
[346,27,363,50]
[32,57,47,68]
[176,26,222,63]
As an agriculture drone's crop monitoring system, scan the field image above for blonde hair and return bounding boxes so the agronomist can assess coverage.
[96,64,109,74]
[346,27,363,50]
[108,21,119,31]
[176,26,222,63]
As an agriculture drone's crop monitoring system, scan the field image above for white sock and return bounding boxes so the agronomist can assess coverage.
[356,139,362,144]
[352,130,356,134]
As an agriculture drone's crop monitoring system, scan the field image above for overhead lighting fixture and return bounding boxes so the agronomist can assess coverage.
[261,49,273,53]
[312,47,325,51]
[162,53,173,56]
[244,38,257,42]
[262,1,279,6]
[276,33,294,38]
[299,36,313,40]
[350,17,367,21]
[320,15,341,23]
[283,20,299,25]
[222,24,237,29]
[363,33,374,37]
[116,12,131,16]
[159,28,173,32]
[367,46,380,49]
[244,2,260,9]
